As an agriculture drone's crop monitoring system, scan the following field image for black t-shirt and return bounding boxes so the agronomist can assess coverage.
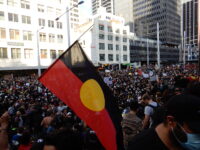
[128,128,168,150]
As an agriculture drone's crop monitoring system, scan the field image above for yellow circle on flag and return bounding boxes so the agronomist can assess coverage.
[80,79,105,112]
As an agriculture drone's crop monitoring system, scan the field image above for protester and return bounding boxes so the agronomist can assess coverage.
[141,93,159,129]
[0,64,199,150]
[122,100,142,149]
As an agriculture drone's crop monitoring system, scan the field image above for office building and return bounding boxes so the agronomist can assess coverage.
[0,0,69,70]
[92,0,114,15]
[114,0,134,32]
[132,0,181,46]
[77,7,131,66]
[77,7,179,65]
[182,0,199,61]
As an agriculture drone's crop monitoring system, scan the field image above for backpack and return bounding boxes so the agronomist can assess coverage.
[147,103,165,128]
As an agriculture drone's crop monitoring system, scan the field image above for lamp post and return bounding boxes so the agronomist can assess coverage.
[37,26,44,77]
[55,1,84,46]
[157,22,160,69]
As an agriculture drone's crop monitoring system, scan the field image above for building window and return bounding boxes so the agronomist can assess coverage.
[9,29,19,40]
[22,15,31,24]
[56,9,61,16]
[108,35,113,41]
[39,18,45,26]
[23,31,32,41]
[58,50,64,56]
[123,30,127,34]
[99,24,104,30]
[108,54,113,61]
[99,54,105,61]
[57,22,62,29]
[48,20,54,28]
[8,13,18,22]
[0,28,6,39]
[0,48,7,58]
[39,32,46,42]
[24,49,33,59]
[7,0,18,7]
[108,26,112,32]
[38,5,44,12]
[116,45,119,51]
[116,29,119,33]
[57,34,63,43]
[49,34,55,43]
[99,34,104,39]
[115,36,119,41]
[123,55,127,61]
[40,49,47,58]
[116,54,119,61]
[0,11,4,20]
[123,38,127,42]
[21,0,30,9]
[108,44,113,50]
[0,0,4,4]
[123,45,127,51]
[99,43,105,50]
[50,50,56,59]
[47,7,54,14]
[11,48,21,59]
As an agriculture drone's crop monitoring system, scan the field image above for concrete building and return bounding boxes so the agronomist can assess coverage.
[130,38,179,63]
[182,0,199,61]
[0,0,70,71]
[114,0,134,32]
[132,0,181,46]
[92,0,114,15]
[77,7,179,65]
[77,7,131,66]
[67,0,81,44]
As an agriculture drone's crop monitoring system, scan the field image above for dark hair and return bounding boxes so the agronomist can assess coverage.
[186,81,200,98]
[20,130,31,145]
[142,94,151,101]
[45,129,83,150]
[130,101,139,111]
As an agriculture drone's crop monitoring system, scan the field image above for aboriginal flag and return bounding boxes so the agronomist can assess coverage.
[39,41,124,150]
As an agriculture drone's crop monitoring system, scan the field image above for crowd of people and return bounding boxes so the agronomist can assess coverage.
[0,64,199,150]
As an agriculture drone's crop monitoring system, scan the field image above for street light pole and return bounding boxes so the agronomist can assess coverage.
[157,22,160,69]
[37,26,44,77]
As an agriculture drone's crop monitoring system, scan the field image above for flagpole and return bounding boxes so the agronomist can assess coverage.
[37,26,44,76]
[157,22,160,69]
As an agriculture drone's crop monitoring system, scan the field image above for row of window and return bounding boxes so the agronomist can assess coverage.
[99,43,127,51]
[0,47,64,59]
[0,28,63,43]
[1,0,62,13]
[39,33,63,43]
[99,34,128,42]
[99,24,127,34]
[99,54,128,62]
[0,12,63,29]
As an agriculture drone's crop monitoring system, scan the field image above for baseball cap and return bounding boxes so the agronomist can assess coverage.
[166,94,200,132]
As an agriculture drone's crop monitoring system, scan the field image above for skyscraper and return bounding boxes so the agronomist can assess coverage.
[182,0,198,46]
[114,0,134,32]
[182,0,199,61]
[92,0,114,15]
[132,0,181,46]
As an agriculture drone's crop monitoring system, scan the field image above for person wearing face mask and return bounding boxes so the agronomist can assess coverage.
[128,94,200,150]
